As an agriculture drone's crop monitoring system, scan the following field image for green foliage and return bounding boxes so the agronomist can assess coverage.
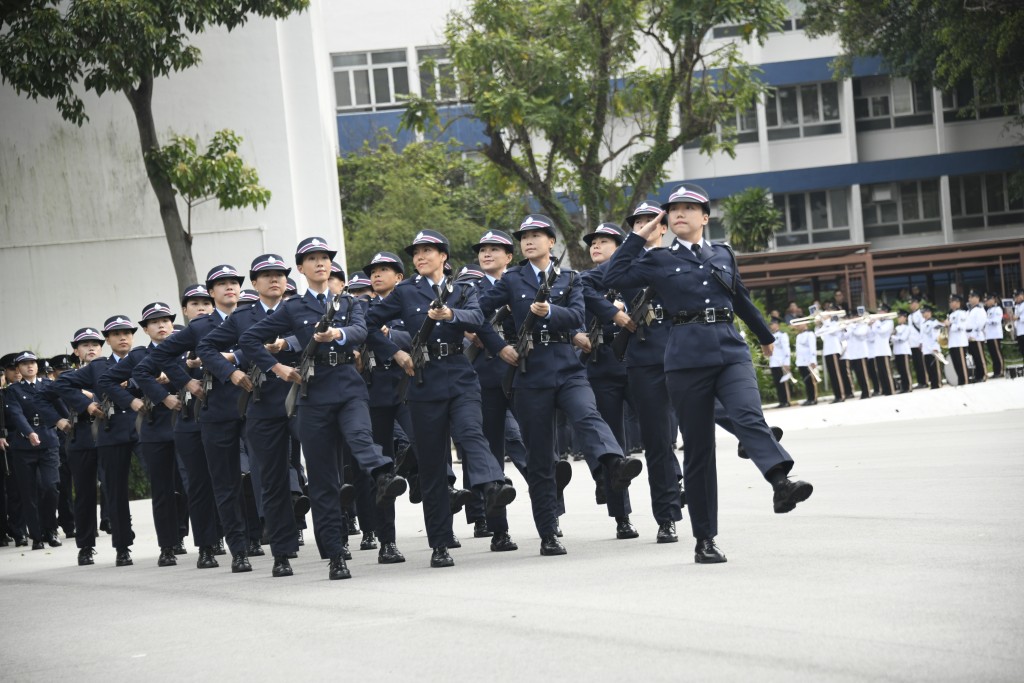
[128,454,152,501]
[0,0,310,126]
[337,132,528,276]
[401,0,787,265]
[721,186,783,253]
[148,129,272,237]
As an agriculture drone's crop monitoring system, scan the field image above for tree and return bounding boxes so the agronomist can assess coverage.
[721,187,782,253]
[402,0,786,265]
[148,129,272,239]
[0,0,308,292]
[802,0,1024,119]
[337,133,528,276]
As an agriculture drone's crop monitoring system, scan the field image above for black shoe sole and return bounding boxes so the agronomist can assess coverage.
[775,482,814,513]
[378,554,406,564]
[292,495,311,517]
[430,558,455,568]
[329,570,352,580]
[694,553,727,564]
[158,560,176,567]
[610,457,643,491]
[490,542,519,552]
[231,564,252,573]
[377,476,408,505]
[272,567,294,577]
[197,562,219,569]
[540,547,567,556]
[485,486,516,516]
[656,535,678,544]
[340,484,356,508]
[555,460,572,499]
[616,529,639,540]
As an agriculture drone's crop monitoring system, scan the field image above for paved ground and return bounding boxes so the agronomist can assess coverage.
[2,383,1023,681]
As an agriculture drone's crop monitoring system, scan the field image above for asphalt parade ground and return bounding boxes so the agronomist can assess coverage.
[2,381,1022,681]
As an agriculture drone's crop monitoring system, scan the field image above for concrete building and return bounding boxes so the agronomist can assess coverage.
[325,0,1023,311]
[0,3,343,355]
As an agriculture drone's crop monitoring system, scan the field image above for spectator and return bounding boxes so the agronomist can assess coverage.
[783,301,803,323]
[833,289,850,314]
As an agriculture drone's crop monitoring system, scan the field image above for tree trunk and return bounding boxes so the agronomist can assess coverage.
[125,75,198,294]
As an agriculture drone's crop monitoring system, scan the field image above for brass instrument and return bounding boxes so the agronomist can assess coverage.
[788,310,846,326]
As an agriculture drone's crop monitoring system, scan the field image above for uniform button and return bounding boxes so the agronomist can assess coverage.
[675,267,680,272]
[703,281,707,285]
[416,308,421,312]
[705,299,710,304]
[521,294,526,298]
[699,265,704,269]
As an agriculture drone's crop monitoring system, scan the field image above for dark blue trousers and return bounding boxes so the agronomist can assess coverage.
[589,374,633,519]
[98,443,134,550]
[299,398,389,558]
[667,362,793,540]
[448,388,508,534]
[139,441,180,548]
[173,430,219,547]
[628,365,683,525]
[68,448,98,548]
[199,420,247,554]
[11,447,59,541]
[245,416,298,556]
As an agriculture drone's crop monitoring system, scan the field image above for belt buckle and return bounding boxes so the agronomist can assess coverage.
[653,305,664,321]
[705,307,716,324]
[539,330,551,344]
[437,342,449,357]
[328,349,338,366]
[32,415,40,427]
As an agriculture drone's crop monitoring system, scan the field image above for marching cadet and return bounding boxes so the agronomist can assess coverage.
[578,222,640,540]
[793,322,818,405]
[891,311,914,393]
[479,216,643,557]
[907,299,929,388]
[1014,290,1024,359]
[48,316,139,566]
[984,293,1004,378]
[135,285,221,569]
[135,267,253,573]
[920,305,944,389]
[238,237,409,579]
[196,254,304,577]
[768,318,792,407]
[965,291,988,382]
[365,230,518,567]
[49,354,77,539]
[945,294,970,386]
[328,262,347,295]
[579,202,684,545]
[604,184,812,564]
[817,313,846,402]
[98,302,181,567]
[871,304,895,395]
[845,314,874,399]
[5,351,68,550]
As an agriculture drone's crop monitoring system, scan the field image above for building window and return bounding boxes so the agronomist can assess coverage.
[713,0,806,38]
[765,82,841,140]
[853,76,933,131]
[950,172,1024,230]
[683,104,759,149]
[772,188,851,247]
[417,46,459,102]
[942,77,1021,122]
[331,50,410,113]
[861,180,941,239]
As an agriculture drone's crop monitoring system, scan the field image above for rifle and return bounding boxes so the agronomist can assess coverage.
[466,305,511,363]
[501,251,566,398]
[196,370,214,411]
[580,289,619,364]
[398,277,454,402]
[236,364,265,417]
[90,395,116,442]
[285,293,343,417]
[610,287,658,362]
[134,396,155,434]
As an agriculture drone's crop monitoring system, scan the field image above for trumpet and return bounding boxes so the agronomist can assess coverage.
[788,310,846,326]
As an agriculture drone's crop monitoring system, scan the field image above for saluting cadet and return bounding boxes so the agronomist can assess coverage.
[5,351,68,550]
[920,306,944,389]
[965,291,988,382]
[793,322,818,405]
[907,299,928,388]
[97,303,181,567]
[238,237,408,580]
[768,319,792,407]
[845,314,873,399]
[365,230,518,567]
[578,222,640,540]
[984,294,1004,378]
[871,304,895,395]
[817,313,846,402]
[479,216,643,557]
[1013,290,1024,358]
[604,184,812,564]
[48,316,139,566]
[891,311,914,393]
[135,268,253,573]
[195,254,304,577]
[134,285,221,569]
[945,294,970,386]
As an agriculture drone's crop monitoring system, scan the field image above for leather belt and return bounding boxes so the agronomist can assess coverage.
[673,308,733,325]
[31,414,41,427]
[531,330,571,344]
[426,342,464,360]
[314,350,355,366]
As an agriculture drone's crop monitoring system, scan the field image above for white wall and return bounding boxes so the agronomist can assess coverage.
[0,4,342,356]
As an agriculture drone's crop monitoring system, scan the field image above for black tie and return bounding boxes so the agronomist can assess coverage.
[691,243,702,260]
[267,307,274,315]
[537,269,545,286]
[316,293,326,310]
